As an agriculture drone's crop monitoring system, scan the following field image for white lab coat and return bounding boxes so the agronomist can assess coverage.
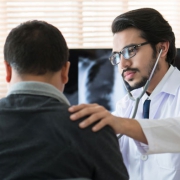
[114,66,180,180]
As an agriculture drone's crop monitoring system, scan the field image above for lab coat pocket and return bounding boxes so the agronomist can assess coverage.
[156,153,180,170]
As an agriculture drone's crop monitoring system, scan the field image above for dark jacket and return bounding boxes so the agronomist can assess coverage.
[0,84,128,180]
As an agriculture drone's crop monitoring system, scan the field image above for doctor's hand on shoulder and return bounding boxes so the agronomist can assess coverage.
[68,103,147,144]
[68,103,122,133]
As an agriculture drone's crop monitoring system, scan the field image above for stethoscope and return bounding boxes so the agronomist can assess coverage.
[118,49,163,139]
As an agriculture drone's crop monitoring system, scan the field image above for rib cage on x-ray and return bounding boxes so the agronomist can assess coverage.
[78,51,126,112]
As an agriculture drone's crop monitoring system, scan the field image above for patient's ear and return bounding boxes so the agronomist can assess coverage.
[4,61,12,83]
[61,61,70,84]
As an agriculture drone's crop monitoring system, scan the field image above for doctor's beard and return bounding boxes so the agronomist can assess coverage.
[123,56,160,91]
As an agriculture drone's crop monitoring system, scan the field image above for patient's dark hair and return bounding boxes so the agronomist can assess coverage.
[112,8,176,64]
[4,20,69,75]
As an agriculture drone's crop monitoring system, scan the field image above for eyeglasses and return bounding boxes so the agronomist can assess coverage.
[109,42,149,65]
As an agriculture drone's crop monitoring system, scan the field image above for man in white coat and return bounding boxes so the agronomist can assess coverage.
[68,8,180,180]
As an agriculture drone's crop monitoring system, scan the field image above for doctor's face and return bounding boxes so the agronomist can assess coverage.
[112,28,158,90]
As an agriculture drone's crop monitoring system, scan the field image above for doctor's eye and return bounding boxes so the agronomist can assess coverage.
[127,46,136,54]
[122,46,136,59]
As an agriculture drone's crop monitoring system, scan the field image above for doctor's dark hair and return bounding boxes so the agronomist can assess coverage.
[4,20,69,75]
[112,8,176,65]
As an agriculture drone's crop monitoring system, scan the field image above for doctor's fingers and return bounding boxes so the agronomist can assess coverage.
[69,103,97,113]
[78,110,112,129]
[69,103,107,120]
[92,116,121,133]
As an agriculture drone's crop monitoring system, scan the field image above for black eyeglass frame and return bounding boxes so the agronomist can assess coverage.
[109,41,149,65]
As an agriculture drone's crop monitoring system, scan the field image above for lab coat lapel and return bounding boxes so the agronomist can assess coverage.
[149,94,163,119]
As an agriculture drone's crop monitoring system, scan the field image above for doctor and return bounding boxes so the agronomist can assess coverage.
[69,8,180,180]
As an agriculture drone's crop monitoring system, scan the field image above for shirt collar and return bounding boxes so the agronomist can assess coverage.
[7,81,70,106]
[133,65,179,101]
[161,66,180,96]
[144,65,180,100]
[149,65,175,99]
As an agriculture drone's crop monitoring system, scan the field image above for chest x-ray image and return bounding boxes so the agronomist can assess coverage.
[64,49,126,112]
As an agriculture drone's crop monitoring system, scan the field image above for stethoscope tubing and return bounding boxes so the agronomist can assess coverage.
[117,49,163,139]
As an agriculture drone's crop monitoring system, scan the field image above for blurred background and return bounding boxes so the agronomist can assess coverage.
[1,0,180,111]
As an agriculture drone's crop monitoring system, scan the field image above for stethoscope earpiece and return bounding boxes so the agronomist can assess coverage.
[159,48,163,53]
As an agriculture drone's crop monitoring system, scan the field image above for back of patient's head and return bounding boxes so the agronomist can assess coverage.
[4,20,69,75]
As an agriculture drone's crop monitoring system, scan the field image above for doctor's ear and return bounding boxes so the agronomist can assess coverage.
[159,46,165,53]
[158,41,169,57]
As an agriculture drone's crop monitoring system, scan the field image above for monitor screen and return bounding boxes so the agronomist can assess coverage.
[64,49,126,112]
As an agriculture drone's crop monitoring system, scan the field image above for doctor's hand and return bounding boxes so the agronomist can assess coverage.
[68,103,148,144]
[68,103,124,134]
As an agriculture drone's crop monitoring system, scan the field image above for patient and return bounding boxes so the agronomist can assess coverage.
[0,20,128,180]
